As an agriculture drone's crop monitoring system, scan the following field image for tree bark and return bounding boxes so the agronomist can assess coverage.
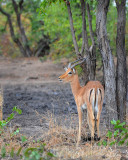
[0,6,26,57]
[115,0,127,122]
[96,0,117,127]
[66,0,80,57]
[87,3,96,80]
[12,0,32,57]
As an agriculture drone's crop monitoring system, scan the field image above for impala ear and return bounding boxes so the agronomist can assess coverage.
[73,68,76,73]
[64,67,68,71]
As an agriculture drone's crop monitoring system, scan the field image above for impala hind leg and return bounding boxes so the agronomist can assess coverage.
[96,119,100,139]
[96,106,102,139]
[87,112,95,141]
[96,88,103,139]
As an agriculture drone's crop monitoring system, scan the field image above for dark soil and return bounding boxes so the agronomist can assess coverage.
[0,57,127,159]
[0,57,108,138]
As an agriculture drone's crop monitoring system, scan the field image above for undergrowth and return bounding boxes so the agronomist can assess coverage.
[0,107,127,160]
[0,107,55,160]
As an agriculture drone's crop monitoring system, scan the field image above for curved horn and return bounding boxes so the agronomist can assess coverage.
[68,63,71,68]
[68,59,84,68]
[71,58,86,69]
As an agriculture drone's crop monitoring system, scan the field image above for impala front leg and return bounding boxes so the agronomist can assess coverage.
[77,106,82,146]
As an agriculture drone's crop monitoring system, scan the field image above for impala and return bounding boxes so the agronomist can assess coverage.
[59,58,104,145]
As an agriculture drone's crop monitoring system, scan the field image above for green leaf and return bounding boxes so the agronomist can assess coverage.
[30,151,40,159]
[109,140,116,146]
[111,120,117,125]
[1,146,6,158]
[118,122,126,127]
[118,139,125,146]
[12,106,22,114]
[16,147,22,157]
[7,113,14,122]
[106,130,112,139]
[24,148,36,158]
[10,147,14,158]
[21,136,27,143]
[98,142,102,146]
[13,128,20,136]
[114,129,119,137]
[102,140,107,147]
[47,152,55,157]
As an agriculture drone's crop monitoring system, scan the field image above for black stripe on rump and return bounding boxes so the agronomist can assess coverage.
[98,89,102,102]
[89,89,94,103]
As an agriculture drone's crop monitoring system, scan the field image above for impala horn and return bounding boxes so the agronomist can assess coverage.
[68,58,87,69]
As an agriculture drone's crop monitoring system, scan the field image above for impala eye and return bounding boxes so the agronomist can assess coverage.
[68,71,72,75]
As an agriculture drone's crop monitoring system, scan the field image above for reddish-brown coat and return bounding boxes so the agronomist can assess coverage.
[59,68,104,145]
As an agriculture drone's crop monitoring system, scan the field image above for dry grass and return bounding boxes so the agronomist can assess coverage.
[38,112,125,160]
[0,110,128,159]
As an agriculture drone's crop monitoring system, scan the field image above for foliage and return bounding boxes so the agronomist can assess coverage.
[40,0,128,60]
[0,107,55,159]
[0,106,22,130]
[40,0,97,60]
[98,120,128,147]
[0,0,50,57]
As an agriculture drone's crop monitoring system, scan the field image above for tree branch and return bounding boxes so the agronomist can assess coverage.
[12,0,32,56]
[0,5,26,56]
[80,0,89,55]
[0,6,15,39]
[66,0,80,57]
[19,0,24,12]
[87,3,95,46]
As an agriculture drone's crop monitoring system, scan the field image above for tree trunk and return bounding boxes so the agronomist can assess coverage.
[96,0,117,127]
[115,0,127,122]
[87,3,96,80]
[0,6,27,57]
[12,0,32,57]
[66,0,96,84]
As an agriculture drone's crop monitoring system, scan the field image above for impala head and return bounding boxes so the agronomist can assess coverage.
[59,67,76,83]
[58,58,86,83]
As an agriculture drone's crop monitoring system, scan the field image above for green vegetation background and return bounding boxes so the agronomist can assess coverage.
[0,0,128,59]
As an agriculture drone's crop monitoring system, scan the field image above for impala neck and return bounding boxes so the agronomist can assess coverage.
[70,74,81,97]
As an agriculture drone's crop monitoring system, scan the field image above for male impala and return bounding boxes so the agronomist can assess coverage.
[59,58,104,145]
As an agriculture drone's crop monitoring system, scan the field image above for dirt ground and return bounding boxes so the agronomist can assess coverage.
[0,56,127,159]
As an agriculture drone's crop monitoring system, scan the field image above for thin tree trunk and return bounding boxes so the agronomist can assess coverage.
[87,3,96,80]
[80,0,90,83]
[80,0,89,54]
[0,6,26,57]
[12,0,32,57]
[96,0,117,127]
[66,0,96,83]
[115,0,127,122]
[66,0,80,58]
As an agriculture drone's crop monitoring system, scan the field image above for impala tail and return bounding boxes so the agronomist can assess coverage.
[89,88,103,120]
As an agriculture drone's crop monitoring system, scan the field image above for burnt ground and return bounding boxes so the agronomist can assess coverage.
[0,57,127,159]
[0,57,107,137]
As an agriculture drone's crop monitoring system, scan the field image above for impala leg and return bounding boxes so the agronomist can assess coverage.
[77,108,82,146]
[87,104,95,141]
[96,105,102,139]
[90,118,95,141]
[87,112,95,140]
[96,118,100,139]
